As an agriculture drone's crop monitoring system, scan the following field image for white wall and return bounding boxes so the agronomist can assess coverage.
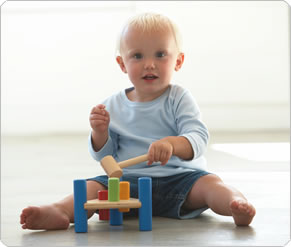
[1,1,290,135]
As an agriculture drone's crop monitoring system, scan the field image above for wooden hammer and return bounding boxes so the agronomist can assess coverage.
[100,154,148,178]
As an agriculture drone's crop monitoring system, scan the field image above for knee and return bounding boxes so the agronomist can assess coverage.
[86,180,107,192]
[184,174,222,208]
[191,174,224,197]
[202,174,223,185]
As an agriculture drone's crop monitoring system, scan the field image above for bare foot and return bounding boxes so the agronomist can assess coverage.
[230,199,256,226]
[20,204,70,230]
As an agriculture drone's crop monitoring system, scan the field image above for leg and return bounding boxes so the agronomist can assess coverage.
[183,174,256,226]
[74,179,88,232]
[20,180,106,230]
[109,209,123,226]
[138,177,152,231]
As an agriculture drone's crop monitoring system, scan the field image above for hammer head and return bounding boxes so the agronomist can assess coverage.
[100,155,123,178]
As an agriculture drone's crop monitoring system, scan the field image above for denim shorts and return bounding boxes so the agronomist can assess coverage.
[88,170,210,219]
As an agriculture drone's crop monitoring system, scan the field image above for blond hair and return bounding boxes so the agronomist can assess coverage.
[116,13,183,55]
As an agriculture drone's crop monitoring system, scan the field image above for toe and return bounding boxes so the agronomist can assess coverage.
[249,206,256,217]
[230,200,239,210]
[20,217,24,224]
[20,213,26,224]
[22,207,31,216]
[238,204,247,212]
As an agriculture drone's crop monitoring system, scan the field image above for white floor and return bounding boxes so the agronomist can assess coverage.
[1,131,290,246]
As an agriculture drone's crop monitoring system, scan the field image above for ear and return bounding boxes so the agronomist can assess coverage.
[116,56,127,73]
[174,53,184,71]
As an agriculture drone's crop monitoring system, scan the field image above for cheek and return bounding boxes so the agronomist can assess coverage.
[126,63,140,77]
[161,60,175,76]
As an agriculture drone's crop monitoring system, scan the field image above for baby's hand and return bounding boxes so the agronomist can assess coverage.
[147,138,174,166]
[89,104,110,133]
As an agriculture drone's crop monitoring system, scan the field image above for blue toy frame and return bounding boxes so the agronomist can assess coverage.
[73,177,152,232]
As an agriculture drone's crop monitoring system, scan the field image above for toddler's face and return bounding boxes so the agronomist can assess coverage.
[116,26,184,101]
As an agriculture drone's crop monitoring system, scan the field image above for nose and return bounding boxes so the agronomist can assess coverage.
[144,58,155,70]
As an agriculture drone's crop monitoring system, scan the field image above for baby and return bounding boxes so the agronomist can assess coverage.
[20,13,255,230]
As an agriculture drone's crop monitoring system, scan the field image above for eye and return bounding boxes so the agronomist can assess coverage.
[156,51,165,58]
[133,53,143,59]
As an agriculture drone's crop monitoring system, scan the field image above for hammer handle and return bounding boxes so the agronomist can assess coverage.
[118,154,148,169]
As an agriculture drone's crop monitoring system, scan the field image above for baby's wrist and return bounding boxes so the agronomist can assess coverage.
[161,136,175,154]
[91,130,108,152]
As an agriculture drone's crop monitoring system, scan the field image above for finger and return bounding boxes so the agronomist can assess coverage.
[153,149,160,163]
[147,146,155,165]
[91,119,107,125]
[161,160,167,166]
[90,114,108,121]
[161,152,171,166]
[147,160,153,166]
[91,106,102,115]
[97,104,106,110]
[160,152,168,166]
[91,120,108,128]
[147,152,154,165]
[104,109,110,118]
[91,104,106,115]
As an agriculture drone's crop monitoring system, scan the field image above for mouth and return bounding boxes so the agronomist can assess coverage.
[142,74,159,81]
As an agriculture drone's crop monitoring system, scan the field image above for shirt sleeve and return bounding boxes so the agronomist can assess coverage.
[173,89,209,160]
[88,130,118,161]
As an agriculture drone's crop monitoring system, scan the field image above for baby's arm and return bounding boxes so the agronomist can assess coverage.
[148,88,208,166]
[89,104,110,152]
[147,136,193,166]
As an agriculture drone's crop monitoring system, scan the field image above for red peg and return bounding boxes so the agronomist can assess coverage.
[98,190,110,220]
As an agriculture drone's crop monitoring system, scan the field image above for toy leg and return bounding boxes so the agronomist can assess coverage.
[108,178,123,225]
[109,209,123,225]
[73,179,88,233]
[138,177,152,231]
[98,190,110,220]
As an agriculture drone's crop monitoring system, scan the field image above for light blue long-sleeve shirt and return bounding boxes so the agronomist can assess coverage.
[89,84,209,177]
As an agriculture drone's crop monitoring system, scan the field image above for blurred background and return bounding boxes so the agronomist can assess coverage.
[2,1,289,135]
